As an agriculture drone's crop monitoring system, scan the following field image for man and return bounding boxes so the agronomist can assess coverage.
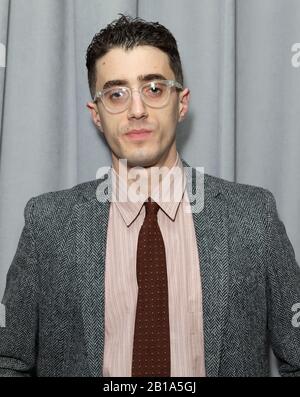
[0,14,300,377]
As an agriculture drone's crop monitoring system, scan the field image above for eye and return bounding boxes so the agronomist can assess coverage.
[107,88,128,102]
[144,82,164,97]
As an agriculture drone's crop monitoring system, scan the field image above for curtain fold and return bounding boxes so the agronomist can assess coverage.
[0,0,299,377]
[0,0,10,146]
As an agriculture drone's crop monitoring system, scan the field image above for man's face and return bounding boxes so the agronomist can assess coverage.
[87,46,189,170]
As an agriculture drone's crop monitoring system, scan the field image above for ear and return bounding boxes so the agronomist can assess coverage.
[86,101,103,131]
[178,88,190,123]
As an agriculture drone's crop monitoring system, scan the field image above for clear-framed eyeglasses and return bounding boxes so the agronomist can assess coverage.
[93,79,183,114]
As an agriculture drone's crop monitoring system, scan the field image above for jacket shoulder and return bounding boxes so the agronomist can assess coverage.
[24,179,100,220]
[204,173,275,213]
[181,158,274,208]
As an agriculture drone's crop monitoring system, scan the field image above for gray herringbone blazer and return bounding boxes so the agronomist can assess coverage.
[1,159,300,377]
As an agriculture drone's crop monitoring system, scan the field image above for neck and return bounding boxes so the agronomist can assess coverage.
[112,147,178,198]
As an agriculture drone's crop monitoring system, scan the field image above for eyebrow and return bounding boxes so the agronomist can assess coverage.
[102,74,168,90]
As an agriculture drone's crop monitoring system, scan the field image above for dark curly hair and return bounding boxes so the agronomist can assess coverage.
[86,14,184,98]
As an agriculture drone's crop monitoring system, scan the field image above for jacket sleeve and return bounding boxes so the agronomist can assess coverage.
[0,198,38,377]
[266,191,300,376]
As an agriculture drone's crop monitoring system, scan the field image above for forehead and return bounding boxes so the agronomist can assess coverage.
[95,46,175,88]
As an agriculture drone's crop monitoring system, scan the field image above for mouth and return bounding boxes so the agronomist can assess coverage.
[125,129,153,141]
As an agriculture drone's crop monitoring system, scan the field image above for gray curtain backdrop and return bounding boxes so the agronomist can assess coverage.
[0,0,300,376]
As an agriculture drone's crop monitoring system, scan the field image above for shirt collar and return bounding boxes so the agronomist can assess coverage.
[111,152,186,226]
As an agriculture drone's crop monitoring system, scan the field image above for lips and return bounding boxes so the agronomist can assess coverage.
[125,129,153,141]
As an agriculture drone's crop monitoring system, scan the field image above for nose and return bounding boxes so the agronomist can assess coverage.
[127,90,148,119]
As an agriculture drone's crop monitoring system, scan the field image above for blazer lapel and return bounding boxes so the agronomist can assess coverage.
[183,160,230,377]
[75,171,111,377]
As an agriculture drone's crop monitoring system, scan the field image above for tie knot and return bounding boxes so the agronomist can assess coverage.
[144,197,160,216]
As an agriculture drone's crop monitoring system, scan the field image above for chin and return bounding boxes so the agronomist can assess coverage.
[123,151,159,168]
[127,158,156,169]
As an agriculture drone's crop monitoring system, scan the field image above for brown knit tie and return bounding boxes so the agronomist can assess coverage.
[132,197,171,377]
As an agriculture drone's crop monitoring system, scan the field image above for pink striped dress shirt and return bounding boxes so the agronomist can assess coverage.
[103,153,206,377]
